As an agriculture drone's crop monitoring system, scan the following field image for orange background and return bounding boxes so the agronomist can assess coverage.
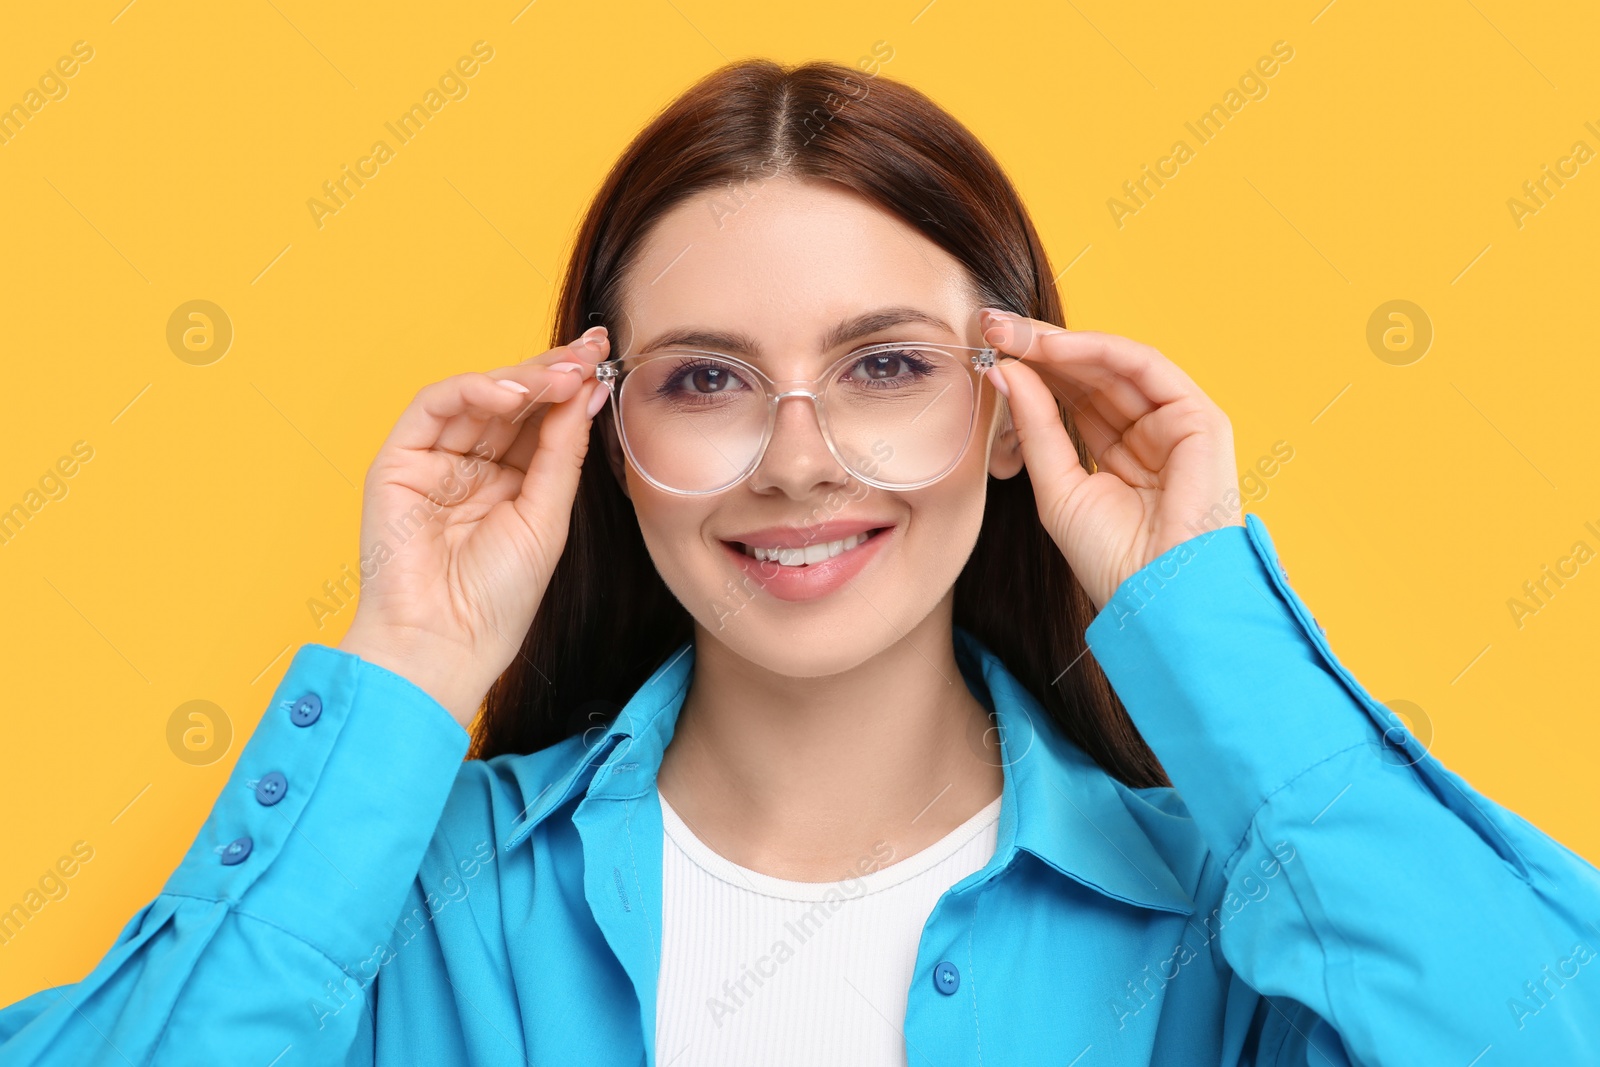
[3,0,1597,1004]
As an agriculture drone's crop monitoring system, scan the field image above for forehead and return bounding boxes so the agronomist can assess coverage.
[615,178,977,355]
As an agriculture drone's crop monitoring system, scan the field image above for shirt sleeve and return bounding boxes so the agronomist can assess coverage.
[1084,515,1600,1066]
[0,643,471,1066]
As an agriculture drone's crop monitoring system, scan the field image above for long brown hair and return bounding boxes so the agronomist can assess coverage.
[473,58,1169,789]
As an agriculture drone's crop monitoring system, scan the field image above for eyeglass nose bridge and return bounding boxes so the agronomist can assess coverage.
[752,385,850,480]
[767,384,826,402]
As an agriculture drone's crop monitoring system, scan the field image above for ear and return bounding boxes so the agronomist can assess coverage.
[600,411,631,499]
[986,397,1024,480]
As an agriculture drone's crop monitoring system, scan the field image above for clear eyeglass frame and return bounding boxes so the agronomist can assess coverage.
[592,340,1021,496]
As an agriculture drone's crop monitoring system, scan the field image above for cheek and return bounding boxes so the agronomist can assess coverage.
[626,475,720,584]
[902,457,990,572]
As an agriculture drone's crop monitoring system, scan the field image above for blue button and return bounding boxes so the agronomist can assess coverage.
[933,960,960,995]
[291,693,322,727]
[255,771,288,807]
[221,836,253,865]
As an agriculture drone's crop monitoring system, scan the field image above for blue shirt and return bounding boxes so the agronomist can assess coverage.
[4,515,1598,1065]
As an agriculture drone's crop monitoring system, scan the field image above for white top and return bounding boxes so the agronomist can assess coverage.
[655,786,1003,1066]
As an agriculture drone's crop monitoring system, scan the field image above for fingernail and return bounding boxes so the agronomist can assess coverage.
[984,366,1011,398]
[497,379,530,394]
[584,381,609,418]
[574,325,609,348]
[979,307,1015,321]
[547,361,584,375]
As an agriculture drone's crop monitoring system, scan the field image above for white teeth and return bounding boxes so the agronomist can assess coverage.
[740,531,874,566]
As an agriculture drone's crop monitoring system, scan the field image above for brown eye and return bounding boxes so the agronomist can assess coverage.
[690,365,735,393]
[860,355,904,380]
[649,356,753,405]
[845,349,937,387]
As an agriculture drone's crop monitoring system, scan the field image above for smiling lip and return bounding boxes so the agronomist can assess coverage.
[719,520,896,603]
[723,519,894,550]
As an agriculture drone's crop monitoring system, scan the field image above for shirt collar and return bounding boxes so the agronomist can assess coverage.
[499,628,1194,916]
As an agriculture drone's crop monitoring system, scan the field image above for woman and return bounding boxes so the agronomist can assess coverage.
[3,58,1597,1066]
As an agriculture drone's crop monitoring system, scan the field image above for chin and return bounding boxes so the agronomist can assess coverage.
[701,609,912,680]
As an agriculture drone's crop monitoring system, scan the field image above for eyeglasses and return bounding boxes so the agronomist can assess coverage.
[593,341,1020,495]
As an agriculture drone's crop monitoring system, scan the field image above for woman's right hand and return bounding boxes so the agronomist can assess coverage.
[336,326,612,728]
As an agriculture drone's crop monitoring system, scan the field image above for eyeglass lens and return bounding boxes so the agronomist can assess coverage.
[616,346,978,493]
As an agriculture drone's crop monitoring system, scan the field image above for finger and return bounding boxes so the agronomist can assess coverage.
[1117,397,1222,475]
[381,370,578,458]
[496,403,550,474]
[503,326,610,375]
[440,327,608,458]
[1041,374,1171,488]
[983,317,1154,431]
[1046,384,1216,493]
[509,378,608,542]
[435,362,591,457]
[1058,373,1148,438]
[496,328,615,475]
[983,315,1199,422]
[1018,350,1154,435]
[502,368,612,473]
[995,356,1092,514]
[995,355,1123,468]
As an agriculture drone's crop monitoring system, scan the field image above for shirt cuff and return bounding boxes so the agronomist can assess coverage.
[161,643,472,968]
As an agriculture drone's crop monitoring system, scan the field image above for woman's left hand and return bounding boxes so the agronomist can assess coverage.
[979,308,1243,613]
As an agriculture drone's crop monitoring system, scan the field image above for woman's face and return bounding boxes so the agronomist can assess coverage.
[609,177,1022,678]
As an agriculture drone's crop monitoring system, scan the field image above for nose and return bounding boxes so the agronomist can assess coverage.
[745,391,852,497]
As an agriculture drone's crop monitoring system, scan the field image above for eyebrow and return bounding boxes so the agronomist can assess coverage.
[635,306,958,359]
